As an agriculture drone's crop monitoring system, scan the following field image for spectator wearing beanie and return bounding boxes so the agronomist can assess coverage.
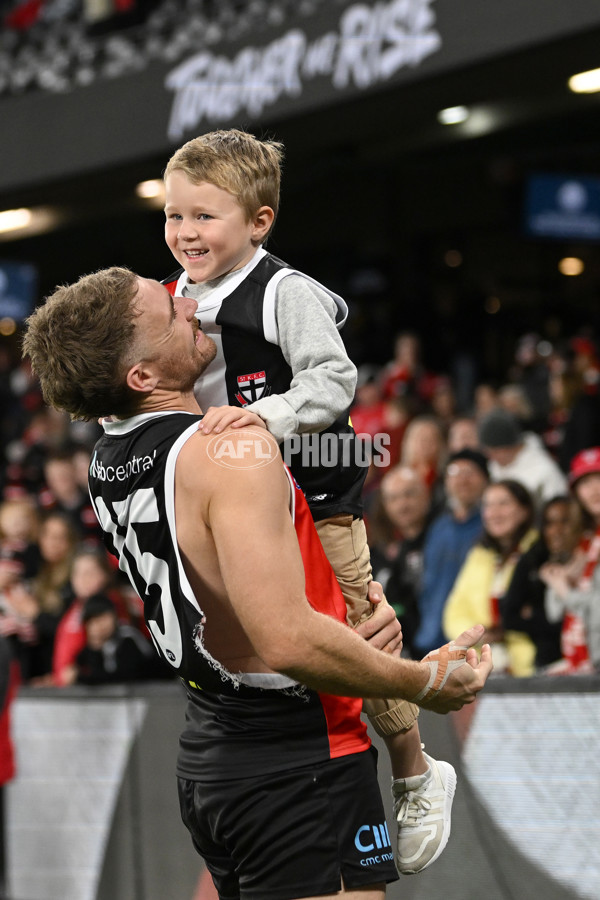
[414,449,489,656]
[479,408,567,510]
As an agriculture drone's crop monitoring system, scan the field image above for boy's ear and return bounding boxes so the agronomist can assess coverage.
[126,361,159,394]
[252,206,275,241]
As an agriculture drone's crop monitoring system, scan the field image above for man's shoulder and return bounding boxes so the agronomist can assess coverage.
[176,426,282,483]
[521,432,554,462]
[520,434,567,478]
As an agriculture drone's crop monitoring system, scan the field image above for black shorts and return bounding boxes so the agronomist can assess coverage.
[177,746,398,900]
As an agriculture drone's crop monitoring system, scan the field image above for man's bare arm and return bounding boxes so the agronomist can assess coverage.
[185,430,492,712]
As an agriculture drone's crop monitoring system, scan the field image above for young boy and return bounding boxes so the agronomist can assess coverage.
[161,129,455,874]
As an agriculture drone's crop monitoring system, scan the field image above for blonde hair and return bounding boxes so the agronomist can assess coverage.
[32,513,80,615]
[164,129,284,240]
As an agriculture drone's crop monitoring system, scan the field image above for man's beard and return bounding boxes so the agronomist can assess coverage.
[161,334,217,394]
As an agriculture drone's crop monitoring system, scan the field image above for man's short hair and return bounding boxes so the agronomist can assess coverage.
[22,266,140,421]
[445,448,489,479]
[164,129,284,239]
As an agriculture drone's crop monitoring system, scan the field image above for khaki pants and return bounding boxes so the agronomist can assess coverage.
[314,514,419,736]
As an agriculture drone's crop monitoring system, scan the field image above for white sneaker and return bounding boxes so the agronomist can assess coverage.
[392,751,456,874]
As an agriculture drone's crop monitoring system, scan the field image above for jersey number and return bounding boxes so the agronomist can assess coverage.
[93,488,183,668]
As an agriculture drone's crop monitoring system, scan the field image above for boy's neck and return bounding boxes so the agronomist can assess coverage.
[185,274,227,298]
[183,246,265,297]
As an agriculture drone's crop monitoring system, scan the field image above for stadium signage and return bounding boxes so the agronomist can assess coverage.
[5,0,600,193]
[165,0,441,139]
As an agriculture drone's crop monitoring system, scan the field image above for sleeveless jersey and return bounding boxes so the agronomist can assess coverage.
[88,411,369,780]
[162,252,367,521]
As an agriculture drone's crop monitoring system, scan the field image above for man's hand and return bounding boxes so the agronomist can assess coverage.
[412,625,493,713]
[198,406,267,434]
[354,582,403,657]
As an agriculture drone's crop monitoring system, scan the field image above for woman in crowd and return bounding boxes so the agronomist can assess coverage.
[539,448,600,673]
[443,479,538,676]
[502,496,573,671]
[23,511,80,681]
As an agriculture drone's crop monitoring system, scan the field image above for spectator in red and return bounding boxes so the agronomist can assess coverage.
[0,635,17,896]
[540,448,600,674]
[350,366,411,499]
[52,546,131,686]
[400,414,447,514]
[381,332,438,411]
[350,366,387,437]
[571,336,600,393]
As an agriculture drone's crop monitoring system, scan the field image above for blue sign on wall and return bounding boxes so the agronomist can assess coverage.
[525,173,600,241]
[0,261,38,321]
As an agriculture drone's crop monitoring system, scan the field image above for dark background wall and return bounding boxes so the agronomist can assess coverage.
[2,0,600,383]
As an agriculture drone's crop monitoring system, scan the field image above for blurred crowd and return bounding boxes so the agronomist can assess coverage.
[1,325,600,700]
[353,330,600,678]
[0,0,322,97]
[0,353,172,693]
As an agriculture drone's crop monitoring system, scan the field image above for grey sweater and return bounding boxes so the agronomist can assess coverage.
[183,253,357,442]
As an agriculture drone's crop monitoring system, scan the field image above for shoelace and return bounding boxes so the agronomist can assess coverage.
[395,790,432,826]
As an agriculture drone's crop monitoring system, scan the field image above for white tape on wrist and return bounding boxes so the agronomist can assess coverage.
[411,639,469,704]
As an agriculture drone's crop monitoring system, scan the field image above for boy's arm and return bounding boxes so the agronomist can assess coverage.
[248,276,357,442]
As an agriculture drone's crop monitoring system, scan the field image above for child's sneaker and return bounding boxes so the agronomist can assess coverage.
[392,752,456,874]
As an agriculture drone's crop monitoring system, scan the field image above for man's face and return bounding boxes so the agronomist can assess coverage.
[164,171,261,284]
[381,470,429,532]
[134,277,217,392]
[481,484,527,541]
[445,460,487,510]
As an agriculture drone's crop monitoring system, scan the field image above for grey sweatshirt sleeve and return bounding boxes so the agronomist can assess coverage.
[247,274,357,442]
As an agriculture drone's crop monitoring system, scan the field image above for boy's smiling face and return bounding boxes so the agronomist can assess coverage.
[164,170,273,283]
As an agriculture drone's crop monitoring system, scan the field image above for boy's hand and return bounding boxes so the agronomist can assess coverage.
[354,582,403,656]
[198,406,267,434]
